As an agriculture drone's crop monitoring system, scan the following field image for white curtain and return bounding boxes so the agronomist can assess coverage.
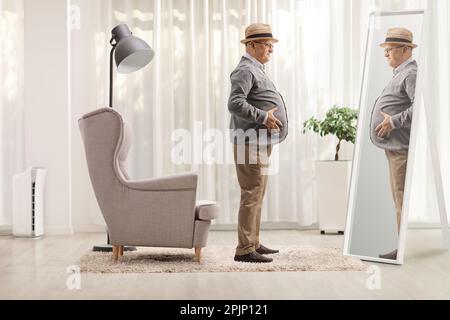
[69,0,448,227]
[410,0,450,224]
[87,0,320,226]
[0,0,24,227]
[88,0,380,226]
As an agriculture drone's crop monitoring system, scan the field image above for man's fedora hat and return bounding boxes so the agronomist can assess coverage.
[241,23,278,44]
[380,27,418,48]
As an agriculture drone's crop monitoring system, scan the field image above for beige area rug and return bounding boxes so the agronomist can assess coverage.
[78,246,366,273]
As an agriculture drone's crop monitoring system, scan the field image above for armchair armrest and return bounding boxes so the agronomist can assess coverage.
[196,200,220,221]
[123,172,198,191]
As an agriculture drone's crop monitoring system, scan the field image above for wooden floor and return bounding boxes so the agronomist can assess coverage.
[1,229,450,300]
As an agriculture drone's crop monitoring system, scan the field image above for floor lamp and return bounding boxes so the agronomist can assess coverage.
[93,24,155,252]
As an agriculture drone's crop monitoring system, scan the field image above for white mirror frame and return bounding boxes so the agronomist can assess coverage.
[343,10,426,265]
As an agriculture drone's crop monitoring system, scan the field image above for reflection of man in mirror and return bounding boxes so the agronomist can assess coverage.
[370,27,418,260]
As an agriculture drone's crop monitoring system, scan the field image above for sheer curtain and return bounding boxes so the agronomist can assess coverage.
[411,0,450,224]
[0,0,24,229]
[87,0,319,226]
[94,0,366,226]
[70,0,448,227]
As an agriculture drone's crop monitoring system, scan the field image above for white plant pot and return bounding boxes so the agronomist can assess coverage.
[316,160,352,234]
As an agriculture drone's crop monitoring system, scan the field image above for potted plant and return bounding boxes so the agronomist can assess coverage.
[303,106,358,161]
[303,106,358,234]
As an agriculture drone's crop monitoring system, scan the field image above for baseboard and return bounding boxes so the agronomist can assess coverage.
[212,222,449,231]
[73,225,107,233]
[65,222,449,235]
[44,226,75,235]
[0,225,12,236]
[2,225,82,236]
[211,222,319,231]
[408,223,450,229]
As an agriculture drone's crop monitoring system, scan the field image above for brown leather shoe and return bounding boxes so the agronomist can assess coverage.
[234,252,273,263]
[256,245,279,255]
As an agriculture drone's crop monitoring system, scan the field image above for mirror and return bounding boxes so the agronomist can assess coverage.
[344,11,425,265]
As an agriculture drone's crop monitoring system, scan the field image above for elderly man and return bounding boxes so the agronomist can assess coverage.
[370,27,418,260]
[228,23,289,263]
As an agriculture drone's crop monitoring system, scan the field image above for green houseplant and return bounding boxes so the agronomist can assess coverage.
[303,106,358,161]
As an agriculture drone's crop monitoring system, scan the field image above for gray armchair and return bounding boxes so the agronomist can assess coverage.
[79,108,219,262]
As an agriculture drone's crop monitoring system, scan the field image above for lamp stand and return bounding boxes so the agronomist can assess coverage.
[93,233,137,253]
[109,40,116,108]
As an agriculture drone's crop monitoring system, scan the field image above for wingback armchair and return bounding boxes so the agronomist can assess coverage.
[78,108,219,262]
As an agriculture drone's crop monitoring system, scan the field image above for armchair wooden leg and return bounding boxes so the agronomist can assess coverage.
[112,245,119,262]
[119,246,124,257]
[194,247,202,263]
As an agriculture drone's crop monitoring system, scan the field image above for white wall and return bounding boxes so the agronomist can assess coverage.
[0,0,24,230]
[23,0,72,234]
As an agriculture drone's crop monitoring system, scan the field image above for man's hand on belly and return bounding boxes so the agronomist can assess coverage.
[265,107,283,133]
[376,112,394,138]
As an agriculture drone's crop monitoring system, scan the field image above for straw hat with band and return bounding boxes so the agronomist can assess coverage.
[380,27,418,49]
[241,23,278,44]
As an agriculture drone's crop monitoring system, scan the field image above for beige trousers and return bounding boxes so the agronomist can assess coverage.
[233,144,272,256]
[385,149,409,233]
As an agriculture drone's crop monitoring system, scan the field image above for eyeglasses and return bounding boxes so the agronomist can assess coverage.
[384,45,405,54]
[253,41,274,49]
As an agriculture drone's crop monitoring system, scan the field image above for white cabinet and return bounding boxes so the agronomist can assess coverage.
[316,161,352,234]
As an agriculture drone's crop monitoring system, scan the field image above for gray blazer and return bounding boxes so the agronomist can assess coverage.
[228,56,288,145]
[370,60,418,151]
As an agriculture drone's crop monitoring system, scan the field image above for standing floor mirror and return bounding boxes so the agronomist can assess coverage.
[343,10,425,265]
